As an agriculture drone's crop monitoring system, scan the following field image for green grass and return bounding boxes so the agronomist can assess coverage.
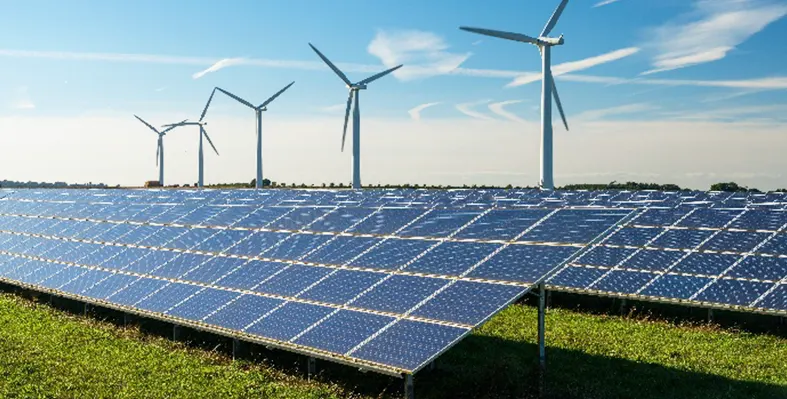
[1,293,786,399]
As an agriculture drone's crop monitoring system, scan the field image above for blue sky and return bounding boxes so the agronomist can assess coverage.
[1,0,787,189]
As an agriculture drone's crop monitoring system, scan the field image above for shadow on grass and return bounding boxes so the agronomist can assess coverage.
[10,288,787,399]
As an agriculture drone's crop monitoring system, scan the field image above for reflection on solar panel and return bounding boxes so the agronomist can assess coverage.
[547,207,787,315]
[0,189,630,375]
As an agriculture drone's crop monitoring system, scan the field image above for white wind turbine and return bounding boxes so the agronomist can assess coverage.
[215,82,295,189]
[460,0,570,190]
[308,43,403,189]
[163,89,220,188]
[133,115,185,186]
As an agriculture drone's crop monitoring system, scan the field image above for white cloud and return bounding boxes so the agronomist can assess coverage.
[661,104,787,122]
[642,0,787,74]
[574,103,656,121]
[155,86,167,92]
[408,102,441,121]
[561,74,787,90]
[192,58,246,79]
[507,47,641,87]
[455,100,494,120]
[593,0,623,7]
[319,104,347,113]
[488,100,526,123]
[11,86,35,110]
[367,30,471,80]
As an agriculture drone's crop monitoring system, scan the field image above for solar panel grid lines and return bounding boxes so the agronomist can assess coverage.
[285,207,493,347]
[634,209,751,296]
[0,249,474,330]
[583,208,701,290]
[689,221,787,305]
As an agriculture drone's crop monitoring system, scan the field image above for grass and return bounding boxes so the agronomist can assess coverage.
[1,292,786,399]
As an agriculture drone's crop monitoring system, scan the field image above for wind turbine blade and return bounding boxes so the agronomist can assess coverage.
[341,91,354,152]
[308,43,352,86]
[540,0,569,37]
[199,88,216,122]
[259,81,295,109]
[161,119,188,133]
[202,127,219,156]
[134,115,160,134]
[551,74,569,131]
[216,87,255,109]
[357,65,403,86]
[459,27,539,45]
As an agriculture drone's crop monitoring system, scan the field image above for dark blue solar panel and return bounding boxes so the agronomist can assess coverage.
[149,253,211,280]
[520,209,627,244]
[297,270,382,305]
[729,210,787,231]
[547,266,607,289]
[193,229,252,253]
[398,209,482,238]
[621,249,685,271]
[412,281,525,325]
[309,207,376,232]
[224,231,289,257]
[167,288,241,320]
[302,236,380,265]
[634,208,689,226]
[181,256,248,285]
[693,279,772,306]
[453,209,551,240]
[39,266,88,290]
[59,269,112,295]
[577,246,636,267]
[701,231,770,252]
[108,277,169,307]
[350,239,434,270]
[591,270,655,294]
[215,260,286,291]
[403,242,500,276]
[726,256,787,281]
[263,234,334,260]
[650,229,714,249]
[351,320,467,371]
[268,207,331,230]
[468,245,577,283]
[245,302,334,341]
[352,275,446,314]
[757,285,787,311]
[639,275,711,299]
[347,208,427,235]
[758,234,787,255]
[204,294,283,330]
[81,273,140,299]
[166,228,219,250]
[232,207,290,229]
[136,283,203,313]
[604,227,662,246]
[294,310,394,354]
[670,253,739,275]
[253,265,331,297]
[677,209,743,229]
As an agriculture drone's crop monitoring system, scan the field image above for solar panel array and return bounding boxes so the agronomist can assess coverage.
[0,189,630,375]
[547,207,787,314]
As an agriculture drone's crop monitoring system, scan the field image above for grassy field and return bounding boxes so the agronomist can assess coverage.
[1,292,786,399]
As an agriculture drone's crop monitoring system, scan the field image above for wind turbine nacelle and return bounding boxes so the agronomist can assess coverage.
[350,84,368,90]
[538,36,564,46]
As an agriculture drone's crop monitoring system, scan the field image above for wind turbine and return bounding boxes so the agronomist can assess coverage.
[308,43,403,189]
[163,89,220,188]
[133,115,185,186]
[215,82,295,189]
[460,0,570,190]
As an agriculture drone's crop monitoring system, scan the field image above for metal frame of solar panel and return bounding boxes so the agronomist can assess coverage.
[546,206,787,316]
[0,188,633,388]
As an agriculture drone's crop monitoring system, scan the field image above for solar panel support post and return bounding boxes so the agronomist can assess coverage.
[619,299,627,316]
[537,282,546,396]
[172,325,183,342]
[232,339,248,360]
[83,303,91,317]
[123,313,133,326]
[707,309,714,323]
[404,374,415,399]
[307,357,317,381]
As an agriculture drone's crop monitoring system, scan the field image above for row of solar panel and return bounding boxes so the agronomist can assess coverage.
[3,188,786,209]
[0,205,629,244]
[0,252,471,371]
[0,225,579,288]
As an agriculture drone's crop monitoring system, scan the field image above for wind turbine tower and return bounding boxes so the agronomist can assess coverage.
[215,82,295,189]
[163,89,220,188]
[133,115,184,186]
[308,43,403,189]
[460,0,570,190]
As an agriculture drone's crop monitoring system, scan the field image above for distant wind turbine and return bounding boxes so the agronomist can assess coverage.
[308,43,403,189]
[460,0,571,190]
[215,82,295,189]
[133,115,185,186]
[163,89,219,188]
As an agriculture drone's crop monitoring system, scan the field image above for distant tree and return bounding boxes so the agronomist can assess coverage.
[505,184,513,189]
[329,182,335,188]
[776,188,787,193]
[322,183,327,188]
[338,183,345,188]
[250,178,256,187]
[710,182,760,192]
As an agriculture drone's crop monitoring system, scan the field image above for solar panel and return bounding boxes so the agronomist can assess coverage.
[547,207,787,315]
[0,189,629,375]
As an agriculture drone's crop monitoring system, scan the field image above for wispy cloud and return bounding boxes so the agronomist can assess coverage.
[455,100,494,120]
[367,30,470,80]
[488,100,526,123]
[574,103,657,121]
[662,104,787,122]
[408,102,442,121]
[319,104,347,113]
[561,74,787,90]
[642,0,787,74]
[11,86,35,110]
[507,47,641,87]
[192,58,246,79]
[154,86,167,92]
[593,0,623,7]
